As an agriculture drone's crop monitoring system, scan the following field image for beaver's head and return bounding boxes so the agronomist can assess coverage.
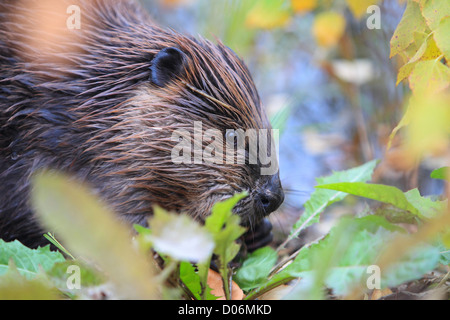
[109,33,285,227]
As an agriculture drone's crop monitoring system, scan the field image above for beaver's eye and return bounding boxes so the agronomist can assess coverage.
[225,130,236,140]
[225,130,238,147]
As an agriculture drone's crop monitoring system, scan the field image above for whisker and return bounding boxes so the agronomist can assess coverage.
[283,188,311,196]
[248,214,254,235]
[269,212,289,238]
[280,202,299,209]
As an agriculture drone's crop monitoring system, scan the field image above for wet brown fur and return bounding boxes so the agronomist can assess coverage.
[0,0,281,248]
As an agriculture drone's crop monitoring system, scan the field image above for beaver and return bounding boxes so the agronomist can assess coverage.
[0,0,284,250]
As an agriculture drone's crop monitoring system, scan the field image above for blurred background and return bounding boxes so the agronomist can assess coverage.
[141,0,446,247]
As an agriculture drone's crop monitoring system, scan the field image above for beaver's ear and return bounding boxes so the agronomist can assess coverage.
[150,47,186,87]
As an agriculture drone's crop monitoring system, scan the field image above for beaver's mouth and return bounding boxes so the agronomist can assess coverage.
[232,195,264,224]
[232,189,284,227]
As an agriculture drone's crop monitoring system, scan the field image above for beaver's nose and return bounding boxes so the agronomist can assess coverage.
[257,174,284,216]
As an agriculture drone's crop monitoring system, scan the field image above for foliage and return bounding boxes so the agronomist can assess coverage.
[286,159,378,242]
[388,0,450,159]
[1,157,448,299]
[0,240,65,279]
[241,162,448,300]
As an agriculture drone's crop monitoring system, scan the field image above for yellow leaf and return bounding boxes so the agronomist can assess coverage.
[401,31,429,62]
[390,0,429,58]
[408,60,450,94]
[387,100,414,150]
[443,230,450,248]
[346,0,380,19]
[434,17,450,61]
[397,62,418,85]
[291,0,318,14]
[397,34,443,85]
[31,171,159,299]
[405,93,450,157]
[246,0,291,29]
[312,12,346,48]
[0,261,60,300]
[420,0,450,30]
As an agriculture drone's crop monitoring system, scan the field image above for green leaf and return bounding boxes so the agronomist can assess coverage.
[430,167,449,180]
[179,262,201,300]
[287,160,378,241]
[179,261,217,300]
[210,214,245,267]
[269,218,391,297]
[206,192,247,234]
[46,260,105,290]
[204,193,247,299]
[404,188,447,219]
[390,0,429,58]
[0,240,65,280]
[133,223,153,253]
[205,193,247,265]
[316,182,421,217]
[268,216,440,297]
[382,243,440,287]
[351,215,406,233]
[235,247,278,291]
[255,216,393,299]
[437,243,450,265]
[323,229,387,296]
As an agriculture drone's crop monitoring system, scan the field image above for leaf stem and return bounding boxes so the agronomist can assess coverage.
[156,259,178,284]
[44,232,75,260]
[244,277,295,300]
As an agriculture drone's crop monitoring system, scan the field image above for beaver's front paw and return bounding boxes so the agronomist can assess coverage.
[243,218,273,252]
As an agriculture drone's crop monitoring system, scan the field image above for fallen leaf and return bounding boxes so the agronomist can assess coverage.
[207,269,244,300]
[371,288,393,300]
